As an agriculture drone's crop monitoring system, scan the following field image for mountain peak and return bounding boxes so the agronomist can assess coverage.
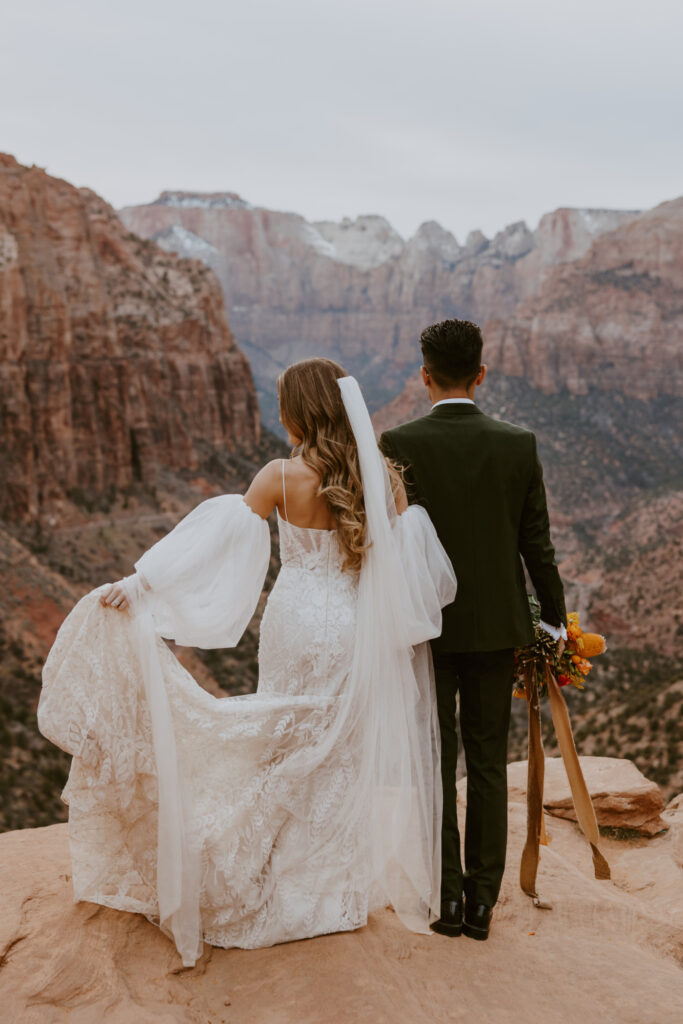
[309,214,404,270]
[153,191,253,210]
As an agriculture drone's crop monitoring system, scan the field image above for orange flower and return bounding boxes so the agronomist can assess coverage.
[567,615,583,650]
[580,633,607,657]
[578,659,592,675]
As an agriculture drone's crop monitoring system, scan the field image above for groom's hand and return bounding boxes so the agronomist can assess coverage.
[556,637,566,660]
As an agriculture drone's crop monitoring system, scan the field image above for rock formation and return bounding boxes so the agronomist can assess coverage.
[119,191,639,427]
[1,759,682,1023]
[0,155,260,523]
[485,197,683,400]
[0,155,282,833]
[372,195,683,669]
[506,756,667,836]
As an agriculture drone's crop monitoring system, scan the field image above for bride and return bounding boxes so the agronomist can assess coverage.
[38,359,456,967]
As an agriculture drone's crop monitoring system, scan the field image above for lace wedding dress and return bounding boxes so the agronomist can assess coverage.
[38,378,456,966]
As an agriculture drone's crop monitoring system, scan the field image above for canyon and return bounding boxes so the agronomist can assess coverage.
[0,154,260,525]
[119,191,643,428]
[484,197,683,400]
[0,155,282,832]
[1,154,681,834]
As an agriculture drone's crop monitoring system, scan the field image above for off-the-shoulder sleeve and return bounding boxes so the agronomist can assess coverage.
[132,494,271,649]
[392,504,457,647]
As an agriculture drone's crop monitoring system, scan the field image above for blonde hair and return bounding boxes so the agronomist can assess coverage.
[277,358,400,574]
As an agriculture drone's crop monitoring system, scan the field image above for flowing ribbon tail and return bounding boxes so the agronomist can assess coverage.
[133,608,203,967]
[544,666,611,881]
[519,666,552,909]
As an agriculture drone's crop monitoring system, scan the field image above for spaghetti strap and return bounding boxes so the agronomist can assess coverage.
[281,459,289,522]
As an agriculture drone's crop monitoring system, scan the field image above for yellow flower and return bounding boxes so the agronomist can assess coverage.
[581,633,607,658]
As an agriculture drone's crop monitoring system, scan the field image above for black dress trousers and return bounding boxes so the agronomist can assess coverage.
[433,648,515,908]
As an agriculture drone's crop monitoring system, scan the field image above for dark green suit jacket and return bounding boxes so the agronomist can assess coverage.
[380,402,566,654]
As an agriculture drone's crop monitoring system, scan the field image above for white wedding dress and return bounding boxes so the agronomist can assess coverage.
[38,379,456,966]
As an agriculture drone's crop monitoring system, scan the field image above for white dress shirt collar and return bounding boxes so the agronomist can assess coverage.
[431,397,475,408]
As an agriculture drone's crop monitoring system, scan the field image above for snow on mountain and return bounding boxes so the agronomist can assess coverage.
[310,215,405,270]
[151,223,219,261]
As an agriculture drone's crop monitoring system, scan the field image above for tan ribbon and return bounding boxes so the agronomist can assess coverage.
[519,663,610,908]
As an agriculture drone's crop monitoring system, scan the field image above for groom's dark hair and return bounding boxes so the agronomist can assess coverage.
[420,319,483,389]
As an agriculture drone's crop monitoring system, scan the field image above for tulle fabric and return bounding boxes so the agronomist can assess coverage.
[38,379,456,967]
[132,494,271,649]
[336,376,456,929]
[129,495,271,963]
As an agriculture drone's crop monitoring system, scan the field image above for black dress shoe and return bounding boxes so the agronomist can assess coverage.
[463,903,493,941]
[430,899,464,937]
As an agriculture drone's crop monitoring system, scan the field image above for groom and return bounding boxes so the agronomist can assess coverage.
[380,319,566,941]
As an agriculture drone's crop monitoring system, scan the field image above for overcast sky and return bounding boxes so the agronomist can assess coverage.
[2,0,682,240]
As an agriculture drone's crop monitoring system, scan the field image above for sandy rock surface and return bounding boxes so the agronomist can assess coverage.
[2,760,683,1024]
[506,756,667,836]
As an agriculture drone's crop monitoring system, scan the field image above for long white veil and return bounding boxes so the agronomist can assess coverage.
[335,375,452,928]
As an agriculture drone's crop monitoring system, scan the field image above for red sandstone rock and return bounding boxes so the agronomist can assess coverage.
[375,198,683,429]
[485,198,683,400]
[0,155,260,522]
[2,762,682,1023]
[506,757,667,837]
[119,194,638,423]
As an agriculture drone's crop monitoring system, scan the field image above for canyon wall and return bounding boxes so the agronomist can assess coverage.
[0,156,260,523]
[484,197,683,399]
[119,192,640,427]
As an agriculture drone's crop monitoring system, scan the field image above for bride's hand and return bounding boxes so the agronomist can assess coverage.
[100,581,129,611]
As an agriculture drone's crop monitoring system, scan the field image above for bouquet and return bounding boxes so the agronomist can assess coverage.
[513,596,612,906]
[513,597,607,698]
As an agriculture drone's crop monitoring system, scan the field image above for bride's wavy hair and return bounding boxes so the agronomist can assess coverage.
[277,358,400,574]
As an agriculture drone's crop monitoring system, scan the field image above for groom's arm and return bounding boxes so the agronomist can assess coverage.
[518,434,567,631]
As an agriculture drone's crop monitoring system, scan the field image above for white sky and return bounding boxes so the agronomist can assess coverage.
[2,0,682,241]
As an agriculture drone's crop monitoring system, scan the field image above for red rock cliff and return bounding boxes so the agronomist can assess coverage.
[0,155,260,521]
[484,198,683,400]
[119,194,639,427]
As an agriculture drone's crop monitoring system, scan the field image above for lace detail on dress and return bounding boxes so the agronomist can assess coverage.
[39,511,364,952]
[260,515,357,698]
